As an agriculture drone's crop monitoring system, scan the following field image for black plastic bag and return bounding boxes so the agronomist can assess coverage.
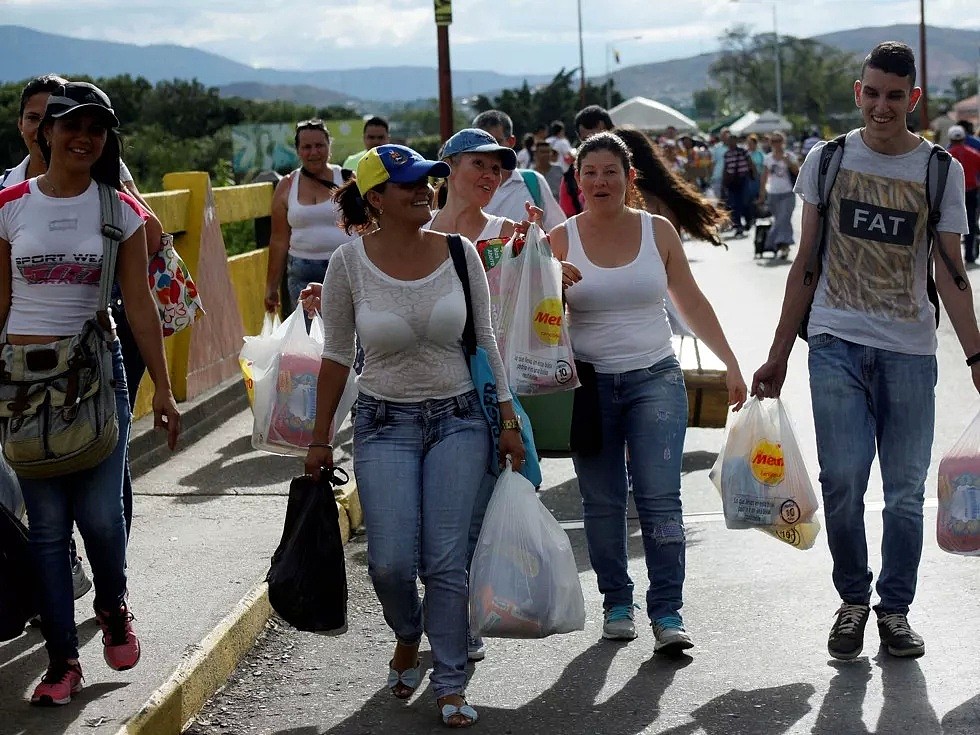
[267,468,349,634]
[0,503,37,641]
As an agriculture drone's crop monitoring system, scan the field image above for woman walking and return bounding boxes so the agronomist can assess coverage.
[549,132,746,655]
[305,144,523,728]
[756,131,799,259]
[0,81,180,706]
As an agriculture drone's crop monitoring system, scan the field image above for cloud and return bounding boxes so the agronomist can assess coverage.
[3,0,979,75]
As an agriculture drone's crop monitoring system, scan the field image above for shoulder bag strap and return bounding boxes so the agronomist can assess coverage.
[446,234,476,357]
[926,144,968,292]
[96,182,124,314]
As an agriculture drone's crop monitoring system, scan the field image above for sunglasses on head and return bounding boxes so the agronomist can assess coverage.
[296,118,326,132]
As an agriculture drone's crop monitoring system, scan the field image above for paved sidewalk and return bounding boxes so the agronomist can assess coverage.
[0,391,305,735]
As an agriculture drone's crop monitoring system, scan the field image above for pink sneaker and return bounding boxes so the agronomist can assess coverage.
[31,660,83,706]
[94,601,141,671]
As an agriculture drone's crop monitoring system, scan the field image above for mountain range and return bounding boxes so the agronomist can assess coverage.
[1,24,978,107]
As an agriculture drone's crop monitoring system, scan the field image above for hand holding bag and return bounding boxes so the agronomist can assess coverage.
[267,467,349,634]
[495,224,578,396]
[0,183,122,479]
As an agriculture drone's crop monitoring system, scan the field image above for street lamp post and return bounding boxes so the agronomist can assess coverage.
[731,0,782,116]
[605,35,642,110]
[577,0,586,107]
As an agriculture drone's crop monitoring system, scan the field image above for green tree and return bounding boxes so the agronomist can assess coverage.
[710,26,859,126]
[948,74,979,102]
[472,69,623,141]
[693,88,724,121]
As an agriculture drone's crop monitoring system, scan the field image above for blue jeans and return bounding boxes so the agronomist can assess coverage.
[572,356,688,620]
[19,339,132,661]
[352,391,490,699]
[286,255,329,314]
[808,334,936,615]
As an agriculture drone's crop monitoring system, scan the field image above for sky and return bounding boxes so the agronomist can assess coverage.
[5,0,980,76]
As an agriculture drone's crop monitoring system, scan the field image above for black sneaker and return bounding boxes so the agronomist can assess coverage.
[877,613,925,658]
[828,603,870,660]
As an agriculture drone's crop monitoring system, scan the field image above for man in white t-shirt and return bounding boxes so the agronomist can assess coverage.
[752,42,980,663]
[472,110,565,230]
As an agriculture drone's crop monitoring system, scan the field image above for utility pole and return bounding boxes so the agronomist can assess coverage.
[918,0,929,131]
[577,0,586,107]
[435,0,454,143]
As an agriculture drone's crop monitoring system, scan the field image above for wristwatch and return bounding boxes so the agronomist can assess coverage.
[501,416,522,432]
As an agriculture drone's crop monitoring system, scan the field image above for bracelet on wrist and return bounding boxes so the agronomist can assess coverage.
[967,351,980,367]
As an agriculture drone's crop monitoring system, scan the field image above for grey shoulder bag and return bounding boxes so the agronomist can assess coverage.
[0,183,123,479]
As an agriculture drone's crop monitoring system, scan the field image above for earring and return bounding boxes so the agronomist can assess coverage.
[377,208,384,216]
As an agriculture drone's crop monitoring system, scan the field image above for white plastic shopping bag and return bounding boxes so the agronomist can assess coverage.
[240,312,281,408]
[709,397,821,550]
[938,408,980,555]
[495,224,578,395]
[469,466,585,638]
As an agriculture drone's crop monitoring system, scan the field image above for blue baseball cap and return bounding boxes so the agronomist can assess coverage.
[439,128,518,170]
[356,144,452,195]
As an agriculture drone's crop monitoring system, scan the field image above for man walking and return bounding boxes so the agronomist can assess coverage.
[342,116,390,171]
[722,135,756,237]
[947,124,980,263]
[752,42,980,661]
[558,105,614,216]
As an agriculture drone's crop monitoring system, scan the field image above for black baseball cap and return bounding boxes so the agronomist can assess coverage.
[44,82,119,127]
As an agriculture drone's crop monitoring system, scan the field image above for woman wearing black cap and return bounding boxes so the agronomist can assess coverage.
[305,144,524,728]
[0,81,181,706]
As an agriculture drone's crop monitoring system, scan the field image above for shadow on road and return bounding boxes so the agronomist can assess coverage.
[316,641,695,735]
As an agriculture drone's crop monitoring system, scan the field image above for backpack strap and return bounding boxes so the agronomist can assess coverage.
[446,234,476,357]
[802,133,847,287]
[519,170,543,209]
[96,183,124,316]
[926,144,968,292]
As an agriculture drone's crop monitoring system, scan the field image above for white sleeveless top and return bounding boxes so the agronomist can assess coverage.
[564,211,674,373]
[286,166,348,260]
[424,212,508,243]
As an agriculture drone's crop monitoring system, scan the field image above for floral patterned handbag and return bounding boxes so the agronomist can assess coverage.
[147,234,204,337]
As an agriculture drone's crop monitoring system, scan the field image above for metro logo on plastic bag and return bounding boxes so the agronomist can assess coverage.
[750,440,785,485]
[709,397,821,550]
[532,298,564,346]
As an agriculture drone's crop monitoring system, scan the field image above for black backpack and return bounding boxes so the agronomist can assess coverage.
[0,503,37,641]
[798,133,969,340]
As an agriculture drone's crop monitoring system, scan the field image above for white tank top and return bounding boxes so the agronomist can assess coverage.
[286,166,349,260]
[424,212,508,243]
[564,211,674,373]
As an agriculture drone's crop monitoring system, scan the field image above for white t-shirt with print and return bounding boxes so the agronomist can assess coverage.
[0,179,147,336]
[795,129,968,355]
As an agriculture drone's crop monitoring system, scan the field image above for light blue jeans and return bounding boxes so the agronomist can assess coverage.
[572,356,688,621]
[808,333,936,615]
[352,391,490,699]
[286,255,329,314]
[19,339,132,661]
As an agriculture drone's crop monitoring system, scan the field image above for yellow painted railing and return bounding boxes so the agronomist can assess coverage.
[133,176,274,418]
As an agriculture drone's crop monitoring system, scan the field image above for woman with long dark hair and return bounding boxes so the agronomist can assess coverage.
[0,82,180,706]
[612,126,728,247]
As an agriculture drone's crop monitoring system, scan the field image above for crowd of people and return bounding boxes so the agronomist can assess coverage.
[2,39,980,733]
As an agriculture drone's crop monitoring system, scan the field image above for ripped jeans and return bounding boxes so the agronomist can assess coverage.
[573,355,688,620]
